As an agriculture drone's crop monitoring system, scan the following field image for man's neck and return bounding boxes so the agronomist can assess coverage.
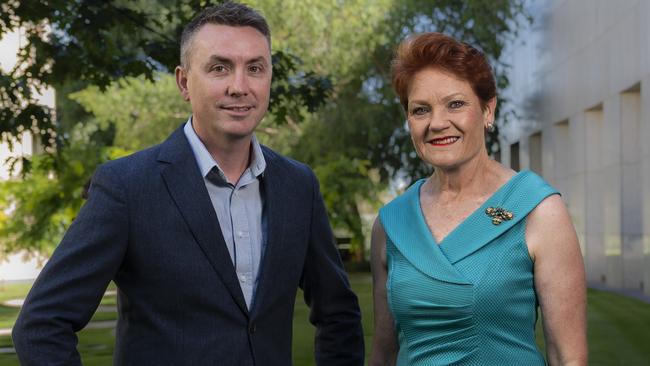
[207,136,252,185]
[190,117,257,184]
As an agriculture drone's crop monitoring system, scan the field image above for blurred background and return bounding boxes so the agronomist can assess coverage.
[1,0,649,364]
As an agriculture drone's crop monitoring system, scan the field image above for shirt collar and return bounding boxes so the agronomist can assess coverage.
[183,116,266,180]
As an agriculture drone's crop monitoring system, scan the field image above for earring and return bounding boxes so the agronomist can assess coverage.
[486,122,495,132]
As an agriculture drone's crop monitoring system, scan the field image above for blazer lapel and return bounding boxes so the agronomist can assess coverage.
[250,149,287,314]
[158,127,248,315]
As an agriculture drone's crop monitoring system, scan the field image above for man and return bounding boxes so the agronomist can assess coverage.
[12,2,364,365]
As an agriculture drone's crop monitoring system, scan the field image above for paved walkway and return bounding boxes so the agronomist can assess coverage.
[0,290,119,339]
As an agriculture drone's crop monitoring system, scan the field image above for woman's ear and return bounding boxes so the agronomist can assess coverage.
[483,97,497,127]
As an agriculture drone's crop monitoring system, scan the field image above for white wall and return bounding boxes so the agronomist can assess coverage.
[500,0,650,295]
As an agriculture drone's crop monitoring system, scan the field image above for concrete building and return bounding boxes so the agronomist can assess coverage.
[500,0,650,296]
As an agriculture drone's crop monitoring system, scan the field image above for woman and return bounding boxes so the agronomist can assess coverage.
[370,33,587,365]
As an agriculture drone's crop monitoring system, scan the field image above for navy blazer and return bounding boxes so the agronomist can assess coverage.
[12,126,364,365]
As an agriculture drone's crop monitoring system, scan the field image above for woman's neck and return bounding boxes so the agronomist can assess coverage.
[428,153,506,202]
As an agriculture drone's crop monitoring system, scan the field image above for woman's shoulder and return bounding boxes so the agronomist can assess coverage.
[488,161,555,194]
[527,191,569,228]
[525,189,575,261]
[504,170,559,204]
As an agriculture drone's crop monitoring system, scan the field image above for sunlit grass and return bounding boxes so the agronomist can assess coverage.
[292,273,373,364]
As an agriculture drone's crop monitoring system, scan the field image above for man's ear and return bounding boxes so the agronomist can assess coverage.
[175,66,190,102]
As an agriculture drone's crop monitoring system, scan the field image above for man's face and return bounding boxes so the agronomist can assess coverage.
[176,24,272,145]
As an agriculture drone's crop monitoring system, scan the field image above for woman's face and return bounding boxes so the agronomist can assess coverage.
[406,67,496,171]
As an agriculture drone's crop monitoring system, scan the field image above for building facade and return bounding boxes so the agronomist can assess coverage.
[500,0,650,295]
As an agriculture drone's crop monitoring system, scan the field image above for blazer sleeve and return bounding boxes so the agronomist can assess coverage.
[12,163,129,365]
[300,170,365,366]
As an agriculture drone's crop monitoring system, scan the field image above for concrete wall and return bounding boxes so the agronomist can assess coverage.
[500,0,650,295]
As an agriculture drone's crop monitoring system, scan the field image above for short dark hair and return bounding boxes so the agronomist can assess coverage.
[180,1,271,69]
[391,32,496,111]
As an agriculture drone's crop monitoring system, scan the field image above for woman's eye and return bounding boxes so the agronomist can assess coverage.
[410,107,429,116]
[448,100,465,109]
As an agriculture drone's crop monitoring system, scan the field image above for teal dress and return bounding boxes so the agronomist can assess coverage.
[379,170,557,365]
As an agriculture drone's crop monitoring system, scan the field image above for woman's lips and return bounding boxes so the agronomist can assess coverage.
[429,136,459,146]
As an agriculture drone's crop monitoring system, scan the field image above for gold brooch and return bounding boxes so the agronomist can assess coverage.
[485,207,514,225]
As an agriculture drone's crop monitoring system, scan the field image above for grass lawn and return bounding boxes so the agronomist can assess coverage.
[1,274,649,365]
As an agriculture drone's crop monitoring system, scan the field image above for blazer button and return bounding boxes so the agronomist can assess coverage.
[249,323,256,334]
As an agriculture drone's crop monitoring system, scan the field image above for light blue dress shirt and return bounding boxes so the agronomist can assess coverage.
[183,118,266,309]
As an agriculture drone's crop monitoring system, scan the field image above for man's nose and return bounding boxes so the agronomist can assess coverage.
[227,69,249,96]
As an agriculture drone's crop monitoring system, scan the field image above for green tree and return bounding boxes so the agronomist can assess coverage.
[257,0,530,256]
[0,0,331,147]
[1,0,529,257]
[284,0,529,181]
[0,1,332,255]
[0,122,122,255]
[69,74,190,151]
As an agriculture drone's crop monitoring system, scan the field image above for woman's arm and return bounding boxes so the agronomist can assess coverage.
[369,218,399,366]
[526,194,588,366]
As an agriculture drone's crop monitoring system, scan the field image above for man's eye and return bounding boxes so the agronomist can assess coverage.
[448,100,465,109]
[211,65,227,72]
[249,65,263,73]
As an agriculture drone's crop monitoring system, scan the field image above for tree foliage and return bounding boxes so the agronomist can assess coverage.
[257,0,530,253]
[277,0,529,182]
[0,0,331,147]
[69,74,190,151]
[0,122,121,256]
[0,0,529,256]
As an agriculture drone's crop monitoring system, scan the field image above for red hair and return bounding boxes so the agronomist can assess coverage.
[391,32,496,111]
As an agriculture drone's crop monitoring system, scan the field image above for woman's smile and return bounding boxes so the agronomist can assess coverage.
[428,136,460,146]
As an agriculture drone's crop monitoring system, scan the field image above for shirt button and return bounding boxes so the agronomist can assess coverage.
[239,275,246,283]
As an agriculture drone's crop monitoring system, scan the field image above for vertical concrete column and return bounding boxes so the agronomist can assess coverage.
[620,88,644,291]
[641,76,650,296]
[553,121,571,213]
[602,97,623,287]
[519,137,531,171]
[568,114,588,263]
[529,132,543,176]
[500,136,511,168]
[542,124,556,185]
[584,107,606,284]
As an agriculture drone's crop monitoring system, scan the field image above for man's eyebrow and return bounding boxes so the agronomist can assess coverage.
[205,55,234,67]
[203,55,269,69]
[247,56,269,66]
